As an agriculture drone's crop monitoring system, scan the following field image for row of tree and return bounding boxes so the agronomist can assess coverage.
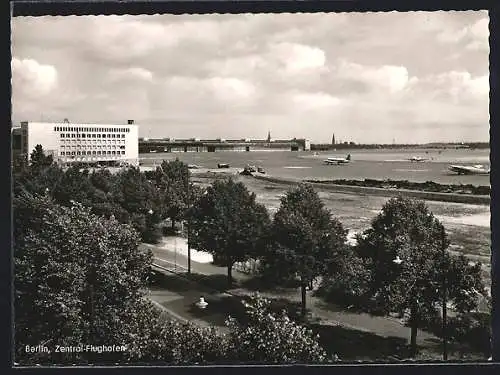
[14,147,333,364]
[186,177,489,357]
[14,193,329,365]
[13,145,199,244]
[14,147,490,360]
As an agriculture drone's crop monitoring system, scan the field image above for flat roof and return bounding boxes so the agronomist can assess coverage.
[21,121,137,127]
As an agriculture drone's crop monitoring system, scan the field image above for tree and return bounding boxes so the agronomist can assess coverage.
[225,294,331,363]
[89,168,115,194]
[153,159,190,229]
[111,167,162,243]
[189,178,271,286]
[13,146,64,197]
[52,166,95,207]
[14,192,153,364]
[355,196,487,356]
[265,183,348,318]
[30,144,54,170]
[317,251,373,309]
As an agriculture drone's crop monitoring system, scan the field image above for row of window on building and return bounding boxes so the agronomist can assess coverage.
[60,145,126,150]
[54,126,131,133]
[61,141,125,146]
[61,150,126,156]
[61,133,126,139]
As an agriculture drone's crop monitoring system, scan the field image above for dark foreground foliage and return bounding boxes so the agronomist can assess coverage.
[14,192,334,365]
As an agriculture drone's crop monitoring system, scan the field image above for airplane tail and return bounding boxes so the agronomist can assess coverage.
[346,154,351,161]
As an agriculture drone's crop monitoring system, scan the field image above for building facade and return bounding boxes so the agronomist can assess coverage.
[14,120,139,166]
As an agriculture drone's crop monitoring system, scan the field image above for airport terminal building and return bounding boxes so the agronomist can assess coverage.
[12,120,139,166]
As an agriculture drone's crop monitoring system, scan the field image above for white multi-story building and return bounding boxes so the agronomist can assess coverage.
[13,120,139,166]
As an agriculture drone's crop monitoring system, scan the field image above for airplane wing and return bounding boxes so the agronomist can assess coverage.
[324,158,343,165]
[324,155,350,165]
[449,165,465,174]
[448,165,484,175]
[408,157,428,162]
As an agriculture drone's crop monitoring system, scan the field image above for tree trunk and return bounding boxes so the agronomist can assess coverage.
[227,263,233,288]
[409,308,419,357]
[410,323,418,357]
[442,297,448,361]
[301,280,307,319]
[171,219,175,229]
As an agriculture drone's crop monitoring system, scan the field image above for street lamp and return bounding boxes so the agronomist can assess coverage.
[187,180,191,274]
[441,251,448,361]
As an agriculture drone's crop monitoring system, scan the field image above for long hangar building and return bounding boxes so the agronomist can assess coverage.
[12,120,139,166]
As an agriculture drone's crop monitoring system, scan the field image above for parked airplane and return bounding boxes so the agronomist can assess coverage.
[324,154,351,165]
[407,156,428,162]
[448,164,490,175]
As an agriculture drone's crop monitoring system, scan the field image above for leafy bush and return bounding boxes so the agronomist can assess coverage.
[420,312,491,356]
[225,295,333,364]
[317,253,373,310]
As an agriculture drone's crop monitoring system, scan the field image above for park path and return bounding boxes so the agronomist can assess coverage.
[141,241,438,347]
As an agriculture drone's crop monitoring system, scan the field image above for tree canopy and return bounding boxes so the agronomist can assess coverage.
[152,159,191,227]
[14,193,153,364]
[30,144,54,170]
[189,178,271,286]
[354,196,487,356]
[264,183,348,317]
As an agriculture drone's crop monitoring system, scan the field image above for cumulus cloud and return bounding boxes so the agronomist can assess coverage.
[438,71,489,97]
[335,60,412,94]
[437,16,489,52]
[269,42,326,73]
[109,67,153,82]
[11,57,58,95]
[164,75,256,103]
[11,12,489,143]
[408,70,489,104]
[206,77,256,100]
[85,16,224,63]
[292,92,341,110]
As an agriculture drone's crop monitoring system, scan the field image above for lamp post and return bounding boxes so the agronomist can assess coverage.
[441,247,448,361]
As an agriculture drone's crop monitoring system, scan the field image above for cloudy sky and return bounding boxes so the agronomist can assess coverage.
[11,11,489,144]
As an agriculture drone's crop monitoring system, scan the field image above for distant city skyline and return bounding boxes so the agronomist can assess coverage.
[11,12,489,144]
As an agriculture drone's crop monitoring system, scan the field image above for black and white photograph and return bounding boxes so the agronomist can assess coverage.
[11,9,493,365]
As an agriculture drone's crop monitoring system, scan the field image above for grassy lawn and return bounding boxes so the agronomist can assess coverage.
[447,227,491,258]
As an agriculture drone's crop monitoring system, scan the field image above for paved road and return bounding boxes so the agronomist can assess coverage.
[141,242,438,347]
